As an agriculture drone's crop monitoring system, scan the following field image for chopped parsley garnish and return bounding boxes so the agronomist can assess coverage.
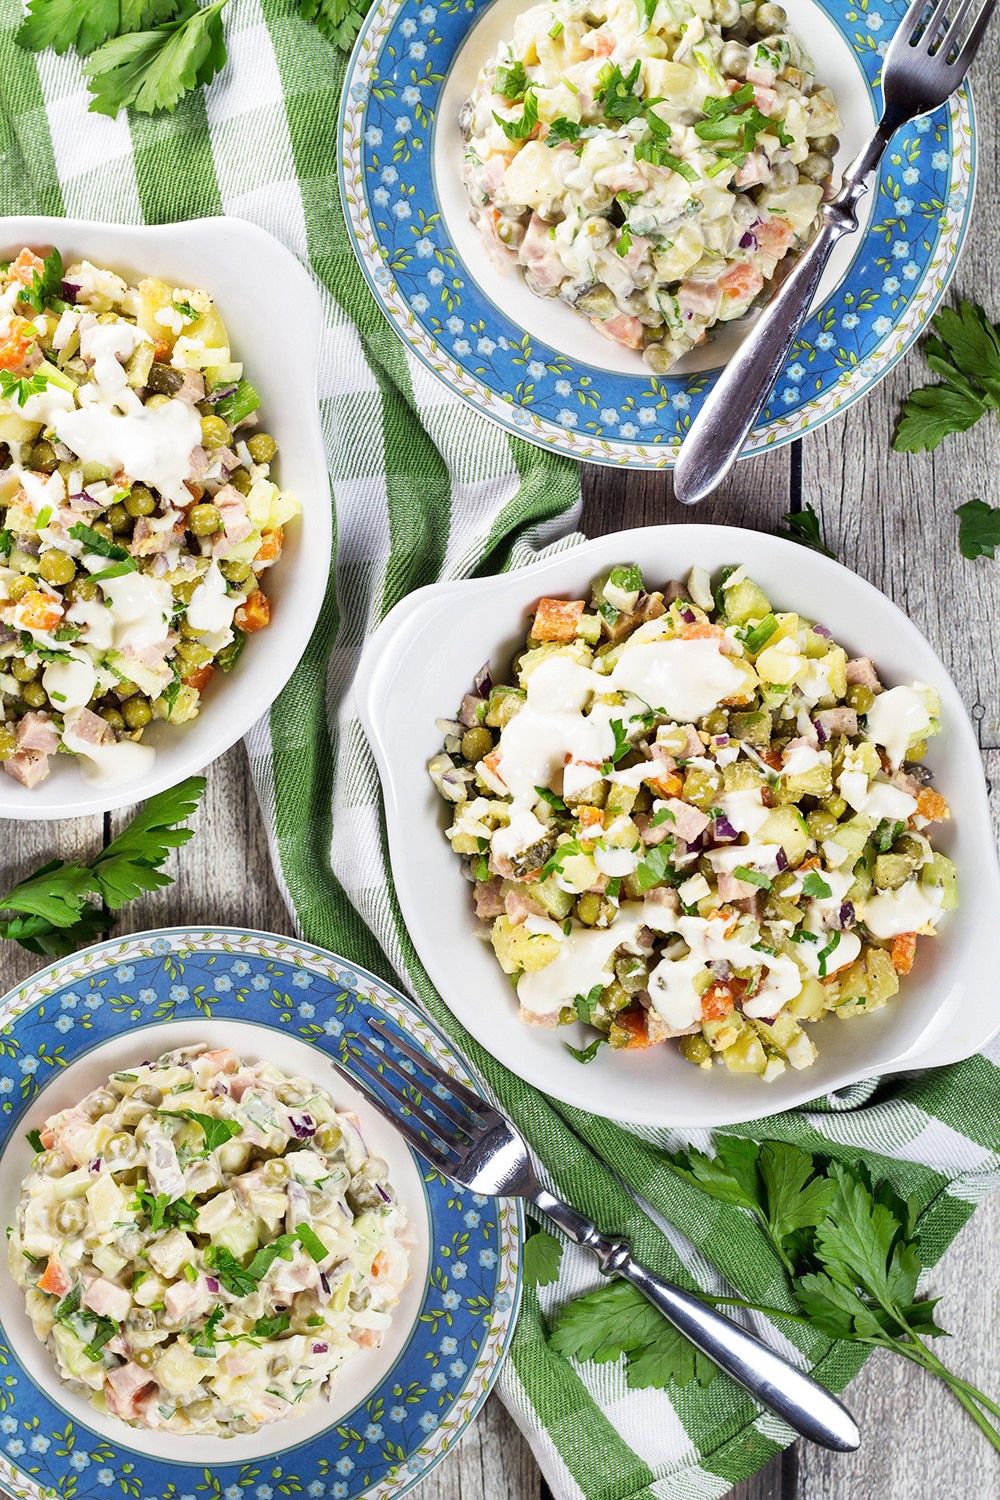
[295,1223,329,1264]
[635,139,699,181]
[535,785,567,811]
[564,1035,607,1064]
[160,1108,243,1154]
[649,806,675,828]
[616,227,633,258]
[88,558,137,584]
[600,719,630,773]
[131,1186,198,1233]
[574,983,604,1024]
[732,865,772,890]
[253,1312,291,1338]
[0,369,50,407]
[817,931,841,978]
[596,60,645,122]
[777,504,835,559]
[635,842,680,892]
[540,838,585,879]
[545,116,583,145]
[0,529,11,558]
[494,60,530,100]
[874,818,906,853]
[493,89,538,140]
[68,523,130,561]
[14,247,63,316]
[802,871,833,899]
[25,1127,43,1153]
[172,299,198,321]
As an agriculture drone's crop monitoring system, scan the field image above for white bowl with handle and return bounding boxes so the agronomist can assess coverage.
[357,524,1000,1127]
[0,216,330,820]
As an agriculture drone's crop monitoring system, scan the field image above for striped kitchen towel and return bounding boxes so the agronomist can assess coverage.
[2,2,998,1496]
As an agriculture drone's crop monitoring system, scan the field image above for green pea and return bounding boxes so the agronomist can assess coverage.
[0,726,16,761]
[65,576,98,603]
[703,709,728,736]
[806,810,839,841]
[106,1133,138,1163]
[22,682,47,708]
[247,432,277,464]
[461,727,492,763]
[100,706,126,732]
[38,551,76,586]
[846,684,875,714]
[220,558,252,584]
[133,1082,162,1105]
[228,467,253,496]
[316,1122,342,1154]
[200,415,231,450]
[125,486,156,518]
[263,1158,290,1186]
[86,1089,117,1120]
[56,1201,86,1234]
[123,697,152,730]
[11,658,38,683]
[107,503,131,534]
[134,1349,155,1370]
[188,503,222,536]
[30,440,57,474]
[6,576,34,604]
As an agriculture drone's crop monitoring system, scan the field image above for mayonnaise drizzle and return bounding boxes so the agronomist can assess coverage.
[61,714,156,788]
[866,685,932,770]
[863,879,943,940]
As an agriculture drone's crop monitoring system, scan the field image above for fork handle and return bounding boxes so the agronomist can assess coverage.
[672,122,897,507]
[532,1188,860,1453]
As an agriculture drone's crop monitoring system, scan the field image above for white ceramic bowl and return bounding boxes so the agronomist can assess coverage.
[358,525,1000,1128]
[0,216,331,820]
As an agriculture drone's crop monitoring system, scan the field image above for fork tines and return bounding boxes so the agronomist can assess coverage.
[901,0,996,66]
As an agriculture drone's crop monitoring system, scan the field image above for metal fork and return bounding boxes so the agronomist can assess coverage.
[673,0,995,505]
[340,1018,861,1452]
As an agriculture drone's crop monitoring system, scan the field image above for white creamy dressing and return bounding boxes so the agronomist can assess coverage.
[706,842,783,875]
[488,639,743,859]
[517,901,654,1016]
[838,763,917,821]
[863,878,943,940]
[782,742,830,777]
[186,560,236,652]
[61,713,156,788]
[65,598,114,652]
[718,787,771,837]
[647,913,798,1029]
[609,638,744,721]
[865,685,932,769]
[96,567,173,653]
[42,654,98,711]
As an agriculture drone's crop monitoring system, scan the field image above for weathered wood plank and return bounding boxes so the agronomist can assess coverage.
[582,447,793,535]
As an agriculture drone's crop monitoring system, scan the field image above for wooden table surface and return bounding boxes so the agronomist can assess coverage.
[5,35,1000,1495]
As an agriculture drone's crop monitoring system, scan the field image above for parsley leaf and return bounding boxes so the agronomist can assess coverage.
[893,301,1000,452]
[635,842,680,892]
[600,718,630,773]
[493,89,538,141]
[205,1245,258,1298]
[956,498,1000,560]
[68,523,130,560]
[758,1142,836,1250]
[777,504,835,559]
[563,1035,606,1064]
[294,1223,329,1264]
[545,116,583,145]
[25,1128,44,1153]
[523,1226,562,1288]
[574,983,604,1024]
[298,0,368,51]
[85,0,230,119]
[597,61,644,122]
[494,60,530,100]
[0,370,51,407]
[16,0,178,57]
[0,777,205,955]
[535,785,566,811]
[801,870,832,899]
[160,1108,242,1154]
[13,247,65,315]
[551,1280,717,1387]
[253,1311,291,1338]
[732,864,771,890]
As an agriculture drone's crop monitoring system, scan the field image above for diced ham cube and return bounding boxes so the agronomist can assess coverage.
[504,885,545,924]
[174,370,205,404]
[678,279,722,322]
[65,707,114,746]
[474,878,506,920]
[661,797,710,843]
[755,216,796,259]
[518,214,564,290]
[593,312,645,350]
[16,712,59,754]
[105,1362,156,1422]
[845,657,883,693]
[3,749,50,787]
[83,1276,132,1323]
[164,1277,211,1324]
[814,706,858,738]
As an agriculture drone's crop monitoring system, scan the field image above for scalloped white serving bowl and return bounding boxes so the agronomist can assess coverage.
[0,216,331,820]
[358,525,1000,1128]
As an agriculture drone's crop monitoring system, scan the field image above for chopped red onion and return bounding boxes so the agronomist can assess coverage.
[839,901,856,928]
[89,1157,103,1175]
[739,230,757,249]
[312,1342,329,1354]
[458,695,484,729]
[287,1111,316,1139]
[207,382,238,405]
[708,959,732,978]
[60,280,80,300]
[815,721,829,744]
[376,1181,392,1205]
[713,816,738,841]
[713,734,729,746]
[319,1272,331,1296]
[206,1277,220,1293]
[473,662,493,697]
[813,625,833,639]
[775,848,788,872]
[680,608,697,623]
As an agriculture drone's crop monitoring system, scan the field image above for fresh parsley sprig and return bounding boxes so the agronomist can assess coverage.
[777,503,835,559]
[955,498,1000,560]
[85,0,230,117]
[0,777,206,956]
[548,1138,1000,1445]
[0,370,51,408]
[894,301,1000,453]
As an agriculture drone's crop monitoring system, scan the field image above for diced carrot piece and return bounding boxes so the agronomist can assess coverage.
[616,1008,652,1049]
[234,590,271,633]
[593,312,644,350]
[891,932,917,976]
[648,770,683,798]
[16,591,63,631]
[201,1048,237,1071]
[9,248,43,287]
[0,320,35,372]
[755,217,795,258]
[254,527,284,567]
[700,976,746,1022]
[38,1253,72,1298]
[39,1126,55,1149]
[681,621,725,641]
[483,749,504,778]
[532,597,585,642]
[578,805,604,831]
[592,28,615,54]
[182,663,214,693]
[915,787,949,823]
[719,262,764,303]
[371,1249,390,1280]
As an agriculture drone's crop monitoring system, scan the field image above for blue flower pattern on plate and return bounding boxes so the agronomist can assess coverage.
[340,0,974,466]
[0,932,521,1500]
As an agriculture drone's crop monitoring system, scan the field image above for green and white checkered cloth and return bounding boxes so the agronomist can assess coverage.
[2,3,999,1494]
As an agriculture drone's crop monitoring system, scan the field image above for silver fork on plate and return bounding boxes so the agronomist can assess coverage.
[673,0,996,505]
[340,1018,861,1452]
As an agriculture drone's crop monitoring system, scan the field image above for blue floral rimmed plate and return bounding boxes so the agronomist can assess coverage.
[0,928,522,1500]
[339,0,975,468]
